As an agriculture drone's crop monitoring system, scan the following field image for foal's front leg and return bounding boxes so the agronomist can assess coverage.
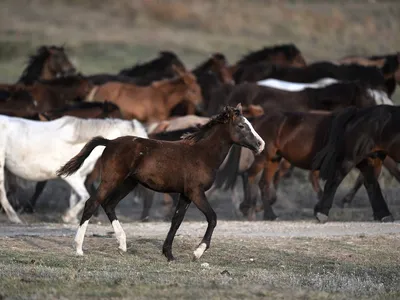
[190,189,217,260]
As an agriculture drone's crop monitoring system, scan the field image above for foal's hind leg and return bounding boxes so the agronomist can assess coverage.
[75,175,133,255]
[101,177,138,253]
[163,194,191,261]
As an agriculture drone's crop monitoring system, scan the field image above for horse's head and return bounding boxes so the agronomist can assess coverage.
[173,65,203,108]
[211,54,235,85]
[46,46,76,77]
[74,74,95,98]
[225,103,265,154]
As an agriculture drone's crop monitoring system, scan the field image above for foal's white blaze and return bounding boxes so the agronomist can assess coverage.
[243,117,265,154]
[112,220,127,252]
[193,243,207,260]
[75,220,89,256]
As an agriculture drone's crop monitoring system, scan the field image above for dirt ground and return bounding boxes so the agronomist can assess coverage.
[0,221,399,300]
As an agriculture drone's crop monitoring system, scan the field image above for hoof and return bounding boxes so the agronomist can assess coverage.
[193,243,207,261]
[381,215,394,223]
[141,216,150,223]
[76,249,84,256]
[315,212,329,223]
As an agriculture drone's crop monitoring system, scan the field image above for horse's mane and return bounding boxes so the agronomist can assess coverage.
[119,51,184,76]
[18,46,64,85]
[38,74,86,86]
[192,53,228,75]
[237,44,301,66]
[181,106,237,144]
[192,58,216,75]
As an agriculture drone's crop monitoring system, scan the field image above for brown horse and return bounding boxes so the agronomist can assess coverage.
[236,111,331,220]
[17,45,76,85]
[0,89,40,119]
[57,104,265,260]
[312,105,398,223]
[89,68,203,122]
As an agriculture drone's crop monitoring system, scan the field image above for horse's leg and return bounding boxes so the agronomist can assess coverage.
[23,181,47,213]
[75,174,132,255]
[357,159,393,222]
[0,145,22,223]
[102,177,138,253]
[383,156,400,181]
[314,164,351,223]
[240,156,264,220]
[140,188,155,222]
[258,161,280,220]
[308,171,323,201]
[273,159,293,186]
[162,194,191,261]
[62,176,90,224]
[190,189,217,260]
[339,174,363,208]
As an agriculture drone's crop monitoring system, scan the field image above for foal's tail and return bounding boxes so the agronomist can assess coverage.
[312,107,358,181]
[57,136,109,177]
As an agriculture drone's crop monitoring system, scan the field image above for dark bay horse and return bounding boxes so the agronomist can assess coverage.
[312,105,398,223]
[233,62,387,92]
[192,53,234,85]
[232,44,306,71]
[17,45,76,85]
[57,104,265,260]
[211,83,393,220]
[207,82,388,117]
[338,53,400,96]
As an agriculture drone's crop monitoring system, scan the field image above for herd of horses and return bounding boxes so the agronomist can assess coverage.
[1,44,400,260]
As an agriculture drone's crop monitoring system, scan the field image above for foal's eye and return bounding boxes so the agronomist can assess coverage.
[238,124,245,129]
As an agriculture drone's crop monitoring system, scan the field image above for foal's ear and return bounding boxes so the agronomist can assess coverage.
[235,103,243,114]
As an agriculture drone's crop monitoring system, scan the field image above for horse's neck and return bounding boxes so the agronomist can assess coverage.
[195,126,233,168]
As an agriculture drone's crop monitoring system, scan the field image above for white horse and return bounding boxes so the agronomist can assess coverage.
[257,78,339,91]
[0,115,147,224]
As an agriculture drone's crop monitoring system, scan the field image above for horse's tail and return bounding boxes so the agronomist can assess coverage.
[213,145,242,190]
[312,107,359,181]
[57,136,109,177]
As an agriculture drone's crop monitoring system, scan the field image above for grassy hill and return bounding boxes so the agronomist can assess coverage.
[0,0,399,86]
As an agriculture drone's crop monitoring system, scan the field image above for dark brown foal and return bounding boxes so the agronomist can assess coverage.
[57,104,265,261]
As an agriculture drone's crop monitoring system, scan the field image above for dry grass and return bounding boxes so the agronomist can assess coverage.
[0,229,399,299]
[0,0,399,86]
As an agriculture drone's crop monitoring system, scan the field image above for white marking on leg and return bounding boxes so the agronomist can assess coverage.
[193,242,207,260]
[243,117,265,153]
[112,220,127,252]
[75,220,89,256]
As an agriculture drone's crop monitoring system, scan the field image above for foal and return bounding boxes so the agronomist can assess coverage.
[57,104,265,260]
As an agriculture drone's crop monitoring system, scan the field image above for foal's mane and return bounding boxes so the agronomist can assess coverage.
[181,106,237,144]
[237,44,301,65]
[18,46,64,85]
